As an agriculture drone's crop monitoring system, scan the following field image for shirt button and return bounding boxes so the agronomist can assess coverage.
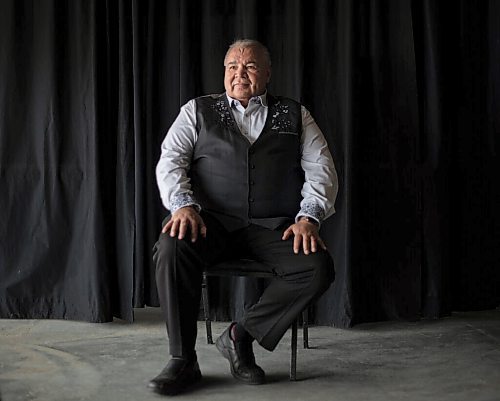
[250,181,255,186]
[249,198,254,202]
[250,164,255,169]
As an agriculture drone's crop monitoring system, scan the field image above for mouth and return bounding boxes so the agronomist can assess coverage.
[233,81,250,89]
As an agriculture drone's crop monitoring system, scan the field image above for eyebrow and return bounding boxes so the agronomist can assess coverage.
[226,60,258,66]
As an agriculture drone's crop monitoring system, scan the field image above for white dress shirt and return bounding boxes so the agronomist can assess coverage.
[156,93,338,225]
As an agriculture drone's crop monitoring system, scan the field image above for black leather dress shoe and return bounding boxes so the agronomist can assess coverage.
[215,324,265,385]
[148,357,202,395]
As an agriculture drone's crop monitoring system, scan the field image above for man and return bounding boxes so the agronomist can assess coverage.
[150,39,338,395]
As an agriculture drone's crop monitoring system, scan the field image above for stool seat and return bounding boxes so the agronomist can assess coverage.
[201,259,310,381]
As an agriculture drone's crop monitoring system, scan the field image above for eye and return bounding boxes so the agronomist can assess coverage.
[227,65,237,71]
[247,65,258,71]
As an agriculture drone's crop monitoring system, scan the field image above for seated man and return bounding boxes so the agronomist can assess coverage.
[150,39,338,396]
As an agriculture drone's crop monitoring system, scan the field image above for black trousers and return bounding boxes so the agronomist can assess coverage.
[153,211,335,357]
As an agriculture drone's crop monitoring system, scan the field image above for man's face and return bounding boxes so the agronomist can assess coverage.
[224,46,271,106]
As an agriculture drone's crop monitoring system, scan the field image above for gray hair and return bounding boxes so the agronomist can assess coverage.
[224,39,272,67]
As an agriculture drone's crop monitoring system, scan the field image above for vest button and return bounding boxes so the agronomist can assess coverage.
[250,181,255,186]
[249,198,254,202]
[250,164,255,169]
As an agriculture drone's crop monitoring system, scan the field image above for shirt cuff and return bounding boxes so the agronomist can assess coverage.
[169,193,201,214]
[295,202,325,226]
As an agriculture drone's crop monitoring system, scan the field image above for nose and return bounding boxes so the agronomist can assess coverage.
[235,64,248,77]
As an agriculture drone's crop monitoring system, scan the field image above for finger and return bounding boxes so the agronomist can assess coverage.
[293,233,301,254]
[169,219,179,237]
[302,234,310,255]
[162,220,173,234]
[311,236,317,253]
[178,220,188,240]
[318,237,327,250]
[190,218,199,242]
[200,222,207,238]
[282,227,292,240]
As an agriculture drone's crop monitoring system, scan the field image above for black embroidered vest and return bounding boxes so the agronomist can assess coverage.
[190,93,304,231]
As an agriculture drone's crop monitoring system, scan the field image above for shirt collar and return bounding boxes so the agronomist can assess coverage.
[226,92,268,108]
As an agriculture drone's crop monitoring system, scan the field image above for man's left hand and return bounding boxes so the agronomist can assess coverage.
[282,219,327,255]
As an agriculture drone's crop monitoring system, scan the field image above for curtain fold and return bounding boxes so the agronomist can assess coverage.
[1,0,499,326]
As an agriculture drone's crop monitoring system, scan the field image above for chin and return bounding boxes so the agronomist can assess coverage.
[233,92,251,99]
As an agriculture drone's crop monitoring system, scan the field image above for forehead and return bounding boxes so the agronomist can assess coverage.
[225,46,264,64]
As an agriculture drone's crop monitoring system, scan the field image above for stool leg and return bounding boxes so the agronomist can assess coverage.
[201,272,213,344]
[303,308,309,349]
[290,319,298,381]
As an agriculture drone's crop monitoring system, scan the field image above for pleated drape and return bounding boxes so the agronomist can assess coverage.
[1,0,499,326]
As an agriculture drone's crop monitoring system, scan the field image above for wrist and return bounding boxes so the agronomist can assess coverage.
[298,216,319,226]
[169,193,201,214]
[297,202,325,225]
[177,205,200,214]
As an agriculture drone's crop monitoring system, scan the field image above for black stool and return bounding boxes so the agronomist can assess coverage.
[201,259,310,381]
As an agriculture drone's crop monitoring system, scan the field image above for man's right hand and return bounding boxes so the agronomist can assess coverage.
[162,206,207,242]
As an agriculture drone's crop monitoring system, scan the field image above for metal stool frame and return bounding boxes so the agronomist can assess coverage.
[201,259,310,381]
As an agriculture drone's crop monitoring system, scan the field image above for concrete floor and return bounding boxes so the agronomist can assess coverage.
[1,308,499,401]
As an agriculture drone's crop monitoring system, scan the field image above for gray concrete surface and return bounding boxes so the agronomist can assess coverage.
[1,308,499,401]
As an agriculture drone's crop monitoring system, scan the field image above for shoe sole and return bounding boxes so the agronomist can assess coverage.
[215,336,265,385]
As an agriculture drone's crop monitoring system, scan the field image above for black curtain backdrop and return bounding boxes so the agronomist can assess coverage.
[1,0,499,327]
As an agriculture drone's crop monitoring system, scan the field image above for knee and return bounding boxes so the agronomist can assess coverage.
[153,234,201,274]
[307,251,335,295]
[153,233,175,268]
[153,234,189,272]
